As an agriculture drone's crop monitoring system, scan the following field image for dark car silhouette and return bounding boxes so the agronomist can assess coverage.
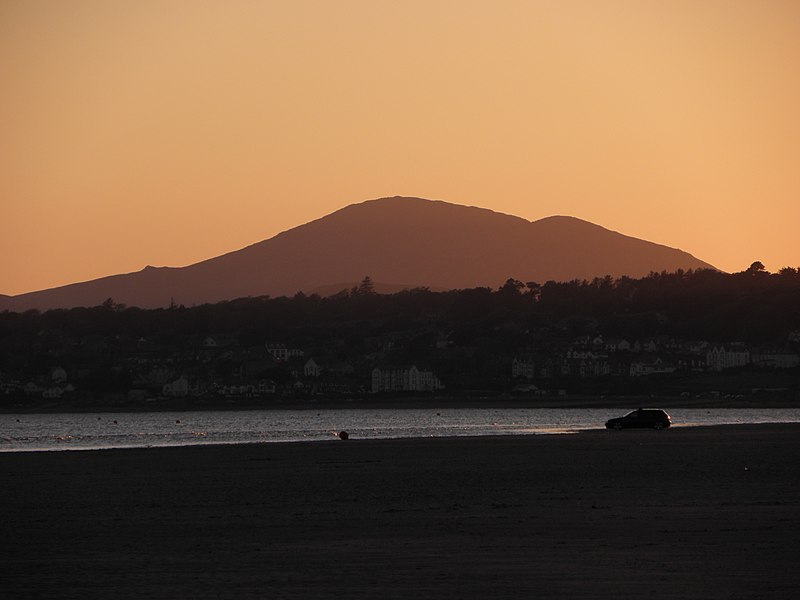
[605,409,671,430]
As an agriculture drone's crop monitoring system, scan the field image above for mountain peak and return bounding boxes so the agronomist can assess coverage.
[341,196,527,218]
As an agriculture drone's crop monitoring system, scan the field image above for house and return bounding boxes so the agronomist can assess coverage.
[371,366,443,393]
[604,338,631,353]
[435,336,454,349]
[686,341,710,356]
[559,350,611,378]
[640,340,658,353]
[564,357,611,378]
[51,367,67,383]
[221,384,256,397]
[416,369,443,391]
[147,367,175,386]
[265,343,304,362]
[23,382,43,396]
[706,345,750,371]
[163,376,189,397]
[512,383,542,394]
[566,349,601,360]
[571,335,603,348]
[0,379,22,396]
[257,379,277,395]
[43,387,64,399]
[292,381,312,394]
[265,343,289,362]
[751,349,800,369]
[304,358,321,378]
[629,357,677,377]
[511,356,535,379]
[661,338,683,352]
[324,362,355,376]
[318,381,356,395]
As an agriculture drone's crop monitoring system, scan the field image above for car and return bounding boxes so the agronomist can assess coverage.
[605,408,671,430]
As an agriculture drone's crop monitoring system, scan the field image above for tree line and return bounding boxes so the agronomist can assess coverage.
[1,264,798,347]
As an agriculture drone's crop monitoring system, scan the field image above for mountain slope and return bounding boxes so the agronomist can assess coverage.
[1,197,716,310]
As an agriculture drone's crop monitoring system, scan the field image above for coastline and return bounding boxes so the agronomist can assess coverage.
[3,423,800,598]
[3,391,800,414]
[4,420,800,455]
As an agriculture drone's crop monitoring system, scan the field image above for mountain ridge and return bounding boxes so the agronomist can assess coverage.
[0,196,716,311]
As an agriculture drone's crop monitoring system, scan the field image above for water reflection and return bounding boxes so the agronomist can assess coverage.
[2,408,800,452]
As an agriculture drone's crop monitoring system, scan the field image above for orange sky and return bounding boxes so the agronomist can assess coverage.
[2,0,799,296]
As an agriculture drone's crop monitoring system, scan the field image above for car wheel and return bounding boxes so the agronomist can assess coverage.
[613,423,623,431]
[653,422,664,430]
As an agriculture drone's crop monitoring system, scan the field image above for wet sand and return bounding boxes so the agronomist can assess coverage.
[2,424,800,599]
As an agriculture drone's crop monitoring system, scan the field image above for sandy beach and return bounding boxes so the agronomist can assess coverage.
[2,424,800,599]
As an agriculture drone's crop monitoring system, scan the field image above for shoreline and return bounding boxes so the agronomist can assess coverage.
[4,392,800,414]
[3,421,800,455]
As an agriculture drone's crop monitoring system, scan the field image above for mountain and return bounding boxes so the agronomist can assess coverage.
[0,197,716,311]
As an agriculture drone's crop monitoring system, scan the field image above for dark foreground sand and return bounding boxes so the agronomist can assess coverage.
[2,424,800,599]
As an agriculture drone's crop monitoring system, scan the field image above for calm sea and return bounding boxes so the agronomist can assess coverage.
[2,408,800,452]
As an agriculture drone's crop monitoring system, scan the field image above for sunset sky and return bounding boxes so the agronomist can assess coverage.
[2,0,799,296]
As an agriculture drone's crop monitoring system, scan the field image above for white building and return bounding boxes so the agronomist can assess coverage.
[751,350,800,369]
[304,358,321,378]
[163,376,189,397]
[371,366,443,393]
[266,343,304,362]
[416,369,443,391]
[512,357,535,379]
[706,345,750,371]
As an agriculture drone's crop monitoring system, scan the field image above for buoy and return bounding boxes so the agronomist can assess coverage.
[338,431,349,440]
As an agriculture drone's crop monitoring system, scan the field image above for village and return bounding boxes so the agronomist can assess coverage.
[2,268,799,407]
[2,330,798,407]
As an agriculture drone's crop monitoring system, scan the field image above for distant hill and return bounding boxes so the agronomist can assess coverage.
[0,197,716,310]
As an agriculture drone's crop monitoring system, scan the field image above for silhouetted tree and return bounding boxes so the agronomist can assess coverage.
[525,281,541,302]
[352,276,376,296]
[499,278,524,294]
